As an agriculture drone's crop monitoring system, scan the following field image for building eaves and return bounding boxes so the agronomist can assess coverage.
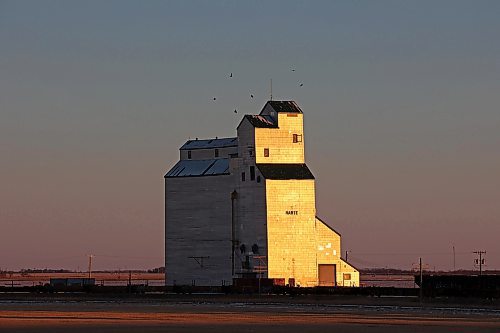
[256,163,314,180]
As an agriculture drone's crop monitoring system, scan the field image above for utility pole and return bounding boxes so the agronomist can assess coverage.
[87,254,94,279]
[473,251,486,276]
[453,246,456,271]
[345,250,349,262]
[419,257,423,302]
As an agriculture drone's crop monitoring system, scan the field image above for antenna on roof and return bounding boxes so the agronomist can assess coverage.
[270,78,273,101]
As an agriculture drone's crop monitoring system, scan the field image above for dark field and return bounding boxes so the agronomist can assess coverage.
[0,272,164,287]
[1,294,499,332]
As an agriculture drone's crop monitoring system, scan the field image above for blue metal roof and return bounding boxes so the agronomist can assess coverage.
[165,159,230,177]
[266,101,303,113]
[244,115,277,128]
[180,137,237,150]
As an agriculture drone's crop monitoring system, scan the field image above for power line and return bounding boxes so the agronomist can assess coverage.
[93,254,163,260]
[348,251,471,256]
[473,250,486,276]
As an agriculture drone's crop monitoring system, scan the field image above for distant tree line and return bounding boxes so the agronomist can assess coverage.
[361,268,500,275]
[20,268,72,273]
[0,266,165,274]
[147,267,165,273]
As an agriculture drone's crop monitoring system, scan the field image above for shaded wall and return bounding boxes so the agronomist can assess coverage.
[165,175,233,285]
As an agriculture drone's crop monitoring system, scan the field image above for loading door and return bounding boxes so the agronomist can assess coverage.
[318,264,336,286]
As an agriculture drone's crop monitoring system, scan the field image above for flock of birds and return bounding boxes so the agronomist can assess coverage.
[212,68,304,114]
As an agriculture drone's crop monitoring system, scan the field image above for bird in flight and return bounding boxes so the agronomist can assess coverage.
[299,83,304,87]
[291,69,296,72]
[250,94,254,98]
[234,109,238,113]
[213,97,216,101]
[229,72,233,78]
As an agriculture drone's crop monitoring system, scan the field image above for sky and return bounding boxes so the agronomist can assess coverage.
[1,0,499,272]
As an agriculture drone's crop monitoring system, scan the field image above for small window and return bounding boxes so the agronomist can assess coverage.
[241,172,246,182]
[250,166,255,181]
[215,149,219,158]
[256,176,261,183]
[242,255,250,269]
[264,148,269,157]
[188,151,192,159]
[343,273,351,281]
[293,134,302,143]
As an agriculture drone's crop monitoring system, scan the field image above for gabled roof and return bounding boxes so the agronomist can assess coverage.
[340,257,360,272]
[267,101,303,114]
[315,216,341,236]
[180,137,237,150]
[256,163,314,180]
[165,159,229,178]
[243,115,277,128]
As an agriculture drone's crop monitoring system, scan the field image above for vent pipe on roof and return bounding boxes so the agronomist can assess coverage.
[270,78,273,101]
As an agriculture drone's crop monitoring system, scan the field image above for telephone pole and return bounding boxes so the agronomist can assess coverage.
[473,251,486,276]
[87,254,94,279]
[419,257,423,302]
[453,245,456,271]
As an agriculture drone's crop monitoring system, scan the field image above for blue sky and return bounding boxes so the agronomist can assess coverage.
[1,1,499,271]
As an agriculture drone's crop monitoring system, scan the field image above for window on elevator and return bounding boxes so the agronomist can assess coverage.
[215,149,219,158]
[264,148,269,157]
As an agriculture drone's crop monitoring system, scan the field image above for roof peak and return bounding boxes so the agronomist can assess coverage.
[265,100,303,113]
[243,114,277,128]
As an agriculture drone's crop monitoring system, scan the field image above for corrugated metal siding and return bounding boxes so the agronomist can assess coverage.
[165,175,233,285]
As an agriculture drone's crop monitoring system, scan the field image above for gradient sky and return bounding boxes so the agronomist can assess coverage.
[1,1,499,271]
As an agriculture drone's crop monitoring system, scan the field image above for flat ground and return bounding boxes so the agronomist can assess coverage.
[1,294,499,333]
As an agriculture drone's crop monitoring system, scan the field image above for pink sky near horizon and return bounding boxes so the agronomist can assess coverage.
[1,1,499,271]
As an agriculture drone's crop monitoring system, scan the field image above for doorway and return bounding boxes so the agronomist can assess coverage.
[318,264,336,286]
